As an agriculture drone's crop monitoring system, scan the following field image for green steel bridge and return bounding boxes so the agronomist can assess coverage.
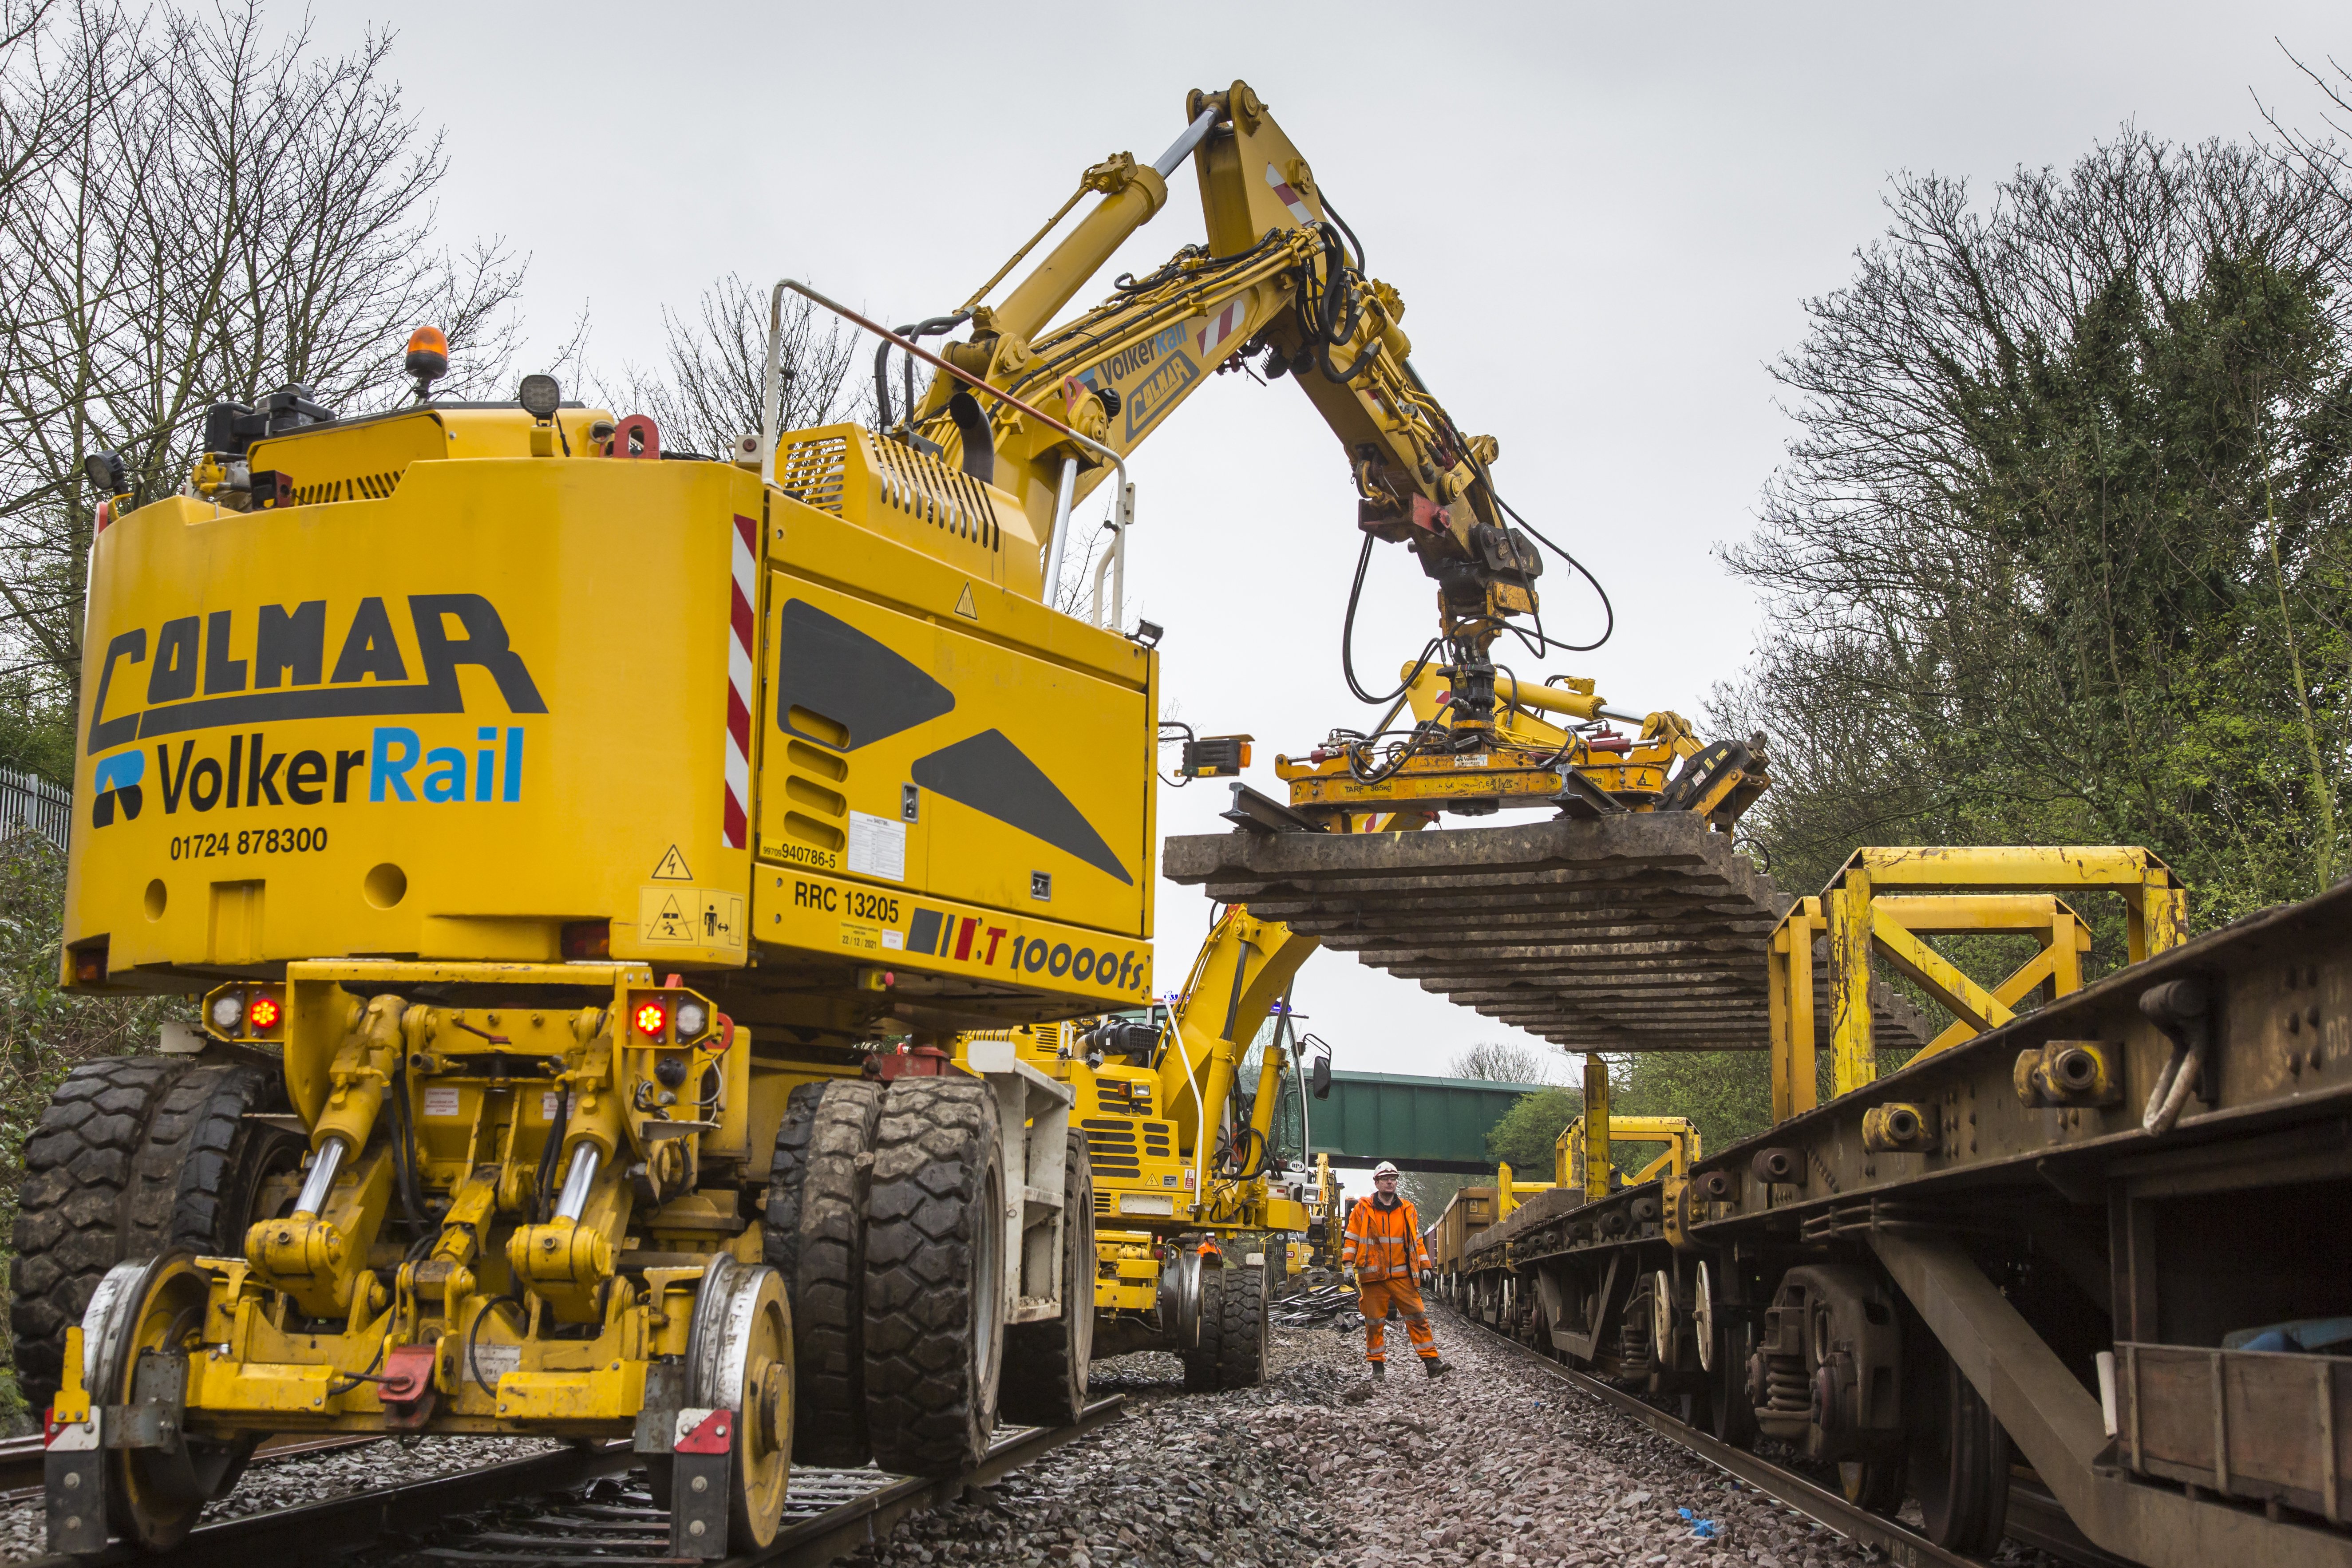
[1307,1070,1545,1174]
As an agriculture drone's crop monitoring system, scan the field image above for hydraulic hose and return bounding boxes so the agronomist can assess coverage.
[871,312,969,433]
[1340,530,1441,705]
[386,1052,427,1227]
[1318,193,1366,273]
[1490,485,1613,652]
[533,1086,572,1223]
[1397,355,1616,654]
[466,1295,524,1397]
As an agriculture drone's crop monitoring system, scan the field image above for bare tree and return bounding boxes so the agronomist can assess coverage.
[612,274,859,459]
[1447,1040,1558,1084]
[1048,503,1116,619]
[0,1,529,702]
[1398,1169,1478,1213]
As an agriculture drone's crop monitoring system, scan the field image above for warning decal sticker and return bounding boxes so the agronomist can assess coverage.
[639,885,747,949]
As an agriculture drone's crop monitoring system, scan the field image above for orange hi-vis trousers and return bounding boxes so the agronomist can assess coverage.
[1360,1275,1439,1363]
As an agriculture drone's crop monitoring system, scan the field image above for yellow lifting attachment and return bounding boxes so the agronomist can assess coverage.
[1490,1161,1556,1221]
[1550,1114,1701,1192]
[1767,846,2187,1121]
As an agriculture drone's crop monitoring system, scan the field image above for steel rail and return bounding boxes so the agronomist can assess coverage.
[17,1438,636,1567]
[15,1398,1124,1567]
[722,1396,1126,1568]
[0,1431,381,1500]
[1457,1310,2124,1568]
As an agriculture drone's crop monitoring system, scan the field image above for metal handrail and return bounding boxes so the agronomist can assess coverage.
[759,279,1135,626]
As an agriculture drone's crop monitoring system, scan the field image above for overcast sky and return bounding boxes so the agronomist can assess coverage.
[310,0,2344,1083]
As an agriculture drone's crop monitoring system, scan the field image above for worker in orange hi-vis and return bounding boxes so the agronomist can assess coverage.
[1341,1161,1454,1380]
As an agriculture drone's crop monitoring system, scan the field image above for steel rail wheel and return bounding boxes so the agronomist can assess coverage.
[686,1255,793,1551]
[1905,1343,2010,1552]
[1838,1455,1905,1514]
[1700,1262,1758,1450]
[87,1252,256,1550]
[1180,1264,1224,1392]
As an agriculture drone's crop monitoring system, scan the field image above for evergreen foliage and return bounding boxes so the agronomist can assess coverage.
[1715,130,2352,926]
[1484,1085,1582,1175]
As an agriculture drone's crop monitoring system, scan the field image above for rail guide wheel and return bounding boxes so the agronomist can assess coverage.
[671,1254,793,1560]
[65,1252,255,1552]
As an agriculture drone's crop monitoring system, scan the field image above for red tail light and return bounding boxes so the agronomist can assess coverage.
[247,995,282,1031]
[561,920,611,960]
[633,999,668,1039]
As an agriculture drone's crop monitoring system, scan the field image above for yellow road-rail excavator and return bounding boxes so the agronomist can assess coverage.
[955,905,1328,1396]
[30,80,1765,1555]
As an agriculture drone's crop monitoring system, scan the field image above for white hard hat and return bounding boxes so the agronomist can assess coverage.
[1372,1161,1401,1179]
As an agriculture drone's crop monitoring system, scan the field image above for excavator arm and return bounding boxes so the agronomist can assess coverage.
[840,79,1766,827]
[893,83,1537,678]
[1151,906,1318,1207]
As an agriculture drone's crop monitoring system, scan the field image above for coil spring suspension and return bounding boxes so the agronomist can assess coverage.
[1761,1351,1808,1415]
[1618,1299,1654,1373]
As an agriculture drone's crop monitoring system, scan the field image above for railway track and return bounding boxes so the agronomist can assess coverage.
[1459,1309,2130,1568]
[15,1398,1123,1568]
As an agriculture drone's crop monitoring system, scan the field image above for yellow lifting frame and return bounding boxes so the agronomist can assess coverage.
[1552,1114,1701,1189]
[1491,1161,1556,1220]
[1770,846,2186,1120]
[1581,1055,1611,1198]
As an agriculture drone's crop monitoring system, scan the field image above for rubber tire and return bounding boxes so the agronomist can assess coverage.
[1213,1261,1269,1389]
[863,1076,1004,1477]
[12,1057,300,1415]
[763,1078,882,1465]
[1180,1266,1224,1392]
[999,1130,1094,1426]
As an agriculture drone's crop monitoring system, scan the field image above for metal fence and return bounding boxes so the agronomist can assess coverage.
[0,766,69,852]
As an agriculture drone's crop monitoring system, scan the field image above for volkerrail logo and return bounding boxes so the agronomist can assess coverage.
[84,594,546,831]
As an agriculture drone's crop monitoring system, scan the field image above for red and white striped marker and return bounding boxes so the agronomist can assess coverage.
[1264,162,1315,224]
[1197,297,1247,361]
[724,513,757,850]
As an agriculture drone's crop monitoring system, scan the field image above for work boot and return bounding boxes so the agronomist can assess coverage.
[1371,1360,1386,1380]
[1422,1357,1453,1379]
